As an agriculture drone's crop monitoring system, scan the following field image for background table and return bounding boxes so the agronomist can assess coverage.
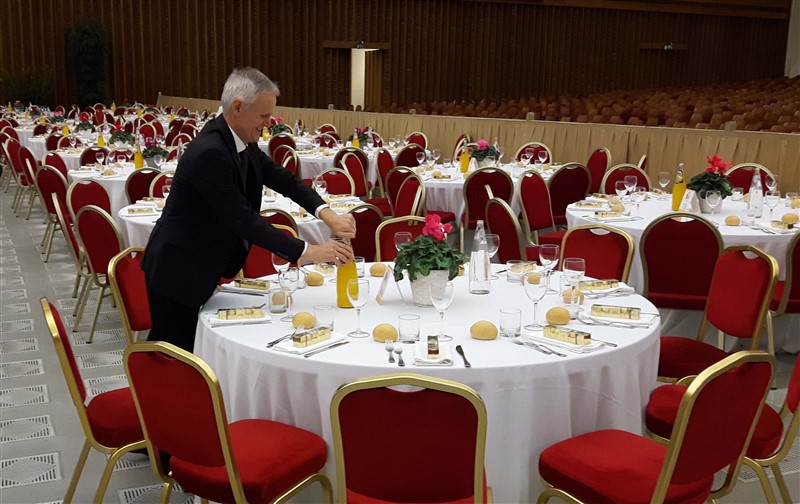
[194,267,660,503]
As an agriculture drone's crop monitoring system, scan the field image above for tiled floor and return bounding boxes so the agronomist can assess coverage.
[0,179,797,503]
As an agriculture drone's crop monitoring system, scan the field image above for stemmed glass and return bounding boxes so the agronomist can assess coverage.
[657,171,671,198]
[95,151,105,169]
[429,281,455,341]
[162,178,172,199]
[615,180,628,200]
[431,148,441,167]
[631,186,646,217]
[562,257,586,298]
[425,151,436,171]
[415,151,425,167]
[125,150,134,164]
[539,244,560,293]
[347,278,370,338]
[521,151,533,170]
[272,254,290,276]
[314,179,328,199]
[486,233,500,279]
[394,231,412,252]
[153,154,164,169]
[279,268,300,322]
[69,136,77,149]
[624,175,638,199]
[765,190,781,220]
[766,174,778,192]
[523,272,548,331]
[537,150,548,164]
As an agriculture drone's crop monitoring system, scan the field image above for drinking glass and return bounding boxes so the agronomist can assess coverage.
[69,136,77,149]
[95,151,105,167]
[657,171,671,196]
[431,148,441,165]
[314,179,328,198]
[624,175,638,196]
[347,279,370,338]
[394,231,413,251]
[485,233,500,279]
[615,180,628,199]
[125,150,134,163]
[354,256,366,277]
[162,179,172,199]
[314,304,334,330]
[786,192,799,207]
[415,151,425,166]
[766,173,778,192]
[537,150,548,164]
[631,186,646,217]
[425,151,435,170]
[429,281,455,341]
[562,257,586,289]
[153,154,164,168]
[705,190,722,214]
[398,314,420,343]
[523,272,547,331]
[272,254,290,275]
[539,243,560,293]
[279,267,300,322]
[366,137,374,150]
[442,158,452,169]
[765,190,781,220]
[499,308,521,338]
[731,187,744,201]
[521,152,532,168]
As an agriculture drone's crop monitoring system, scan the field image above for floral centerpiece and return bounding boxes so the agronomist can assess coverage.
[74,112,95,132]
[143,105,159,115]
[109,124,133,145]
[394,214,467,306]
[51,110,65,123]
[470,139,500,167]
[346,127,372,146]
[268,116,291,135]
[142,141,168,160]
[12,100,24,113]
[29,106,42,118]
[687,155,733,213]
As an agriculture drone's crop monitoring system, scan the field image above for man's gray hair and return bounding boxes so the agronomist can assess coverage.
[220,67,280,113]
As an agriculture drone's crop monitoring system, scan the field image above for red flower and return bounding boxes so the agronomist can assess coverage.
[476,139,489,150]
[14,100,20,104]
[79,112,89,122]
[114,124,122,131]
[274,116,284,123]
[422,213,452,241]
[705,155,732,175]
[54,111,63,117]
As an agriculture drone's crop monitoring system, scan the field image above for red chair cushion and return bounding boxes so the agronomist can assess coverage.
[648,292,708,311]
[428,210,456,223]
[539,429,713,504]
[346,475,488,504]
[85,387,144,448]
[658,336,729,380]
[170,419,327,503]
[646,384,783,461]
[364,197,392,216]
[539,230,565,247]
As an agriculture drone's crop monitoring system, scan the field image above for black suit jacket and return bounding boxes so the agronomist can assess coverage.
[141,115,324,308]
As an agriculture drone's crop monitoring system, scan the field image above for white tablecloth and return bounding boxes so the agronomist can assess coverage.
[194,267,660,503]
[68,165,137,218]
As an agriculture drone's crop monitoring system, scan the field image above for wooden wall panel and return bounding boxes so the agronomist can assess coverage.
[0,0,790,108]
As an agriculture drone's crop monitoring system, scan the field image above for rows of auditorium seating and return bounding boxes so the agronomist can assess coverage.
[359,77,800,133]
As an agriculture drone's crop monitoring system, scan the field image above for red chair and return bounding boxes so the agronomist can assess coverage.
[349,204,384,262]
[513,142,551,162]
[538,351,773,504]
[170,132,193,147]
[317,132,340,148]
[363,148,394,215]
[281,150,301,178]
[18,146,41,219]
[79,146,109,166]
[767,231,800,358]
[124,341,332,504]
[242,224,297,278]
[108,247,151,345]
[395,143,424,168]
[641,213,722,311]
[149,172,174,198]
[260,208,298,235]
[336,149,371,197]
[658,246,778,382]
[108,149,134,163]
[375,216,425,261]
[44,151,69,178]
[319,167,355,196]
[517,169,565,247]
[67,179,111,220]
[600,163,651,193]
[1,125,19,140]
[73,206,125,343]
[394,174,424,217]
[485,197,539,262]
[586,147,611,194]
[547,162,591,226]
[271,144,296,166]
[2,138,22,195]
[331,373,491,503]
[178,123,198,138]
[40,299,146,504]
[138,122,157,140]
[385,167,415,216]
[35,166,69,262]
[370,131,383,147]
[460,168,514,251]
[318,123,337,134]
[125,168,161,204]
[57,135,81,149]
[268,133,296,154]
[32,123,48,136]
[560,225,634,283]
[53,194,91,300]
[726,163,774,192]
[405,131,428,149]
[646,354,799,503]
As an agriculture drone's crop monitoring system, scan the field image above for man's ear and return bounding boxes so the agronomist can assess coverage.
[231,98,243,113]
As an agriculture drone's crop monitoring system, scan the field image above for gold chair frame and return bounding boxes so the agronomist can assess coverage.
[317,122,337,134]
[259,208,299,235]
[728,163,776,183]
[375,216,425,261]
[330,372,492,504]
[559,224,635,283]
[395,173,424,217]
[485,197,529,261]
[517,169,557,246]
[36,166,68,262]
[148,172,175,198]
[124,341,333,504]
[124,167,161,204]
[52,193,92,301]
[108,247,146,345]
[405,131,429,149]
[599,163,652,194]
[766,231,800,365]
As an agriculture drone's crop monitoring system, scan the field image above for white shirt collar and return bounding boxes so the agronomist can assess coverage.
[227,125,247,154]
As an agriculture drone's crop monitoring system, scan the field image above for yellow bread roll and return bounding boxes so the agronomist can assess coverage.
[609,196,621,205]
[458,265,465,276]
[792,199,800,209]
[292,311,316,329]
[725,215,741,226]
[306,272,324,286]
[470,320,498,340]
[610,203,626,213]
[561,289,585,305]
[781,213,799,225]
[370,263,388,277]
[372,323,398,342]
[525,272,541,284]
[546,307,571,325]
[431,169,442,178]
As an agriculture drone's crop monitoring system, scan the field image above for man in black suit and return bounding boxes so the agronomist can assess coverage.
[142,67,355,351]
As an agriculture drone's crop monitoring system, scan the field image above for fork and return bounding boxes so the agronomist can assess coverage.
[511,337,554,356]
[394,346,405,367]
[385,339,395,363]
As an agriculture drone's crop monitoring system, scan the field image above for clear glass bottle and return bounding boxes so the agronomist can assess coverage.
[748,168,764,219]
[469,221,491,294]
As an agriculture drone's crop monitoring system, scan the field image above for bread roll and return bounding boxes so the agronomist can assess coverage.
[781,213,799,225]
[306,272,324,286]
[725,215,741,226]
[292,312,316,329]
[372,323,398,342]
[545,307,571,325]
[470,320,498,340]
[370,263,388,277]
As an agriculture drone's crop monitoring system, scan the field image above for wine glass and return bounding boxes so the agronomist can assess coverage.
[347,278,370,338]
[161,178,172,199]
[657,171,671,198]
[539,243,560,293]
[631,186,646,217]
[278,268,300,322]
[615,180,628,200]
[765,174,778,192]
[523,272,547,331]
[765,190,781,220]
[153,154,164,169]
[521,151,532,169]
[125,150,134,164]
[415,151,425,167]
[394,232,412,252]
[69,136,77,149]
[562,257,586,290]
[425,150,435,171]
[272,254,290,275]
[486,233,500,279]
[624,175,638,197]
[95,151,105,168]
[431,148,441,166]
[429,281,455,341]
[314,179,328,198]
[537,150,548,164]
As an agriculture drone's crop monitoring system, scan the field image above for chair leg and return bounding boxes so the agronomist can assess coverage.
[460,224,465,253]
[766,312,777,389]
[86,286,107,343]
[73,278,94,330]
[43,223,56,263]
[64,439,91,504]
[743,458,778,504]
[159,481,173,504]
[92,445,141,504]
[25,190,37,220]
[716,329,724,350]
[40,220,51,247]
[771,463,793,503]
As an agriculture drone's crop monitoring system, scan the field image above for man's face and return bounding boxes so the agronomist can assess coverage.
[228,91,277,143]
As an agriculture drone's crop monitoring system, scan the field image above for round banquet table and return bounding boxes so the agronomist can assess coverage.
[68,164,137,218]
[194,266,660,503]
[566,196,800,353]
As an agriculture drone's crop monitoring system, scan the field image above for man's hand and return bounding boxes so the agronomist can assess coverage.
[319,207,356,239]
[300,240,355,266]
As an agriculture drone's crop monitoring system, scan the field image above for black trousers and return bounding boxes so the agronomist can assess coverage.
[146,280,201,352]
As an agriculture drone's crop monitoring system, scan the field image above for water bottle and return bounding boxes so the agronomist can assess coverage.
[748,168,763,219]
[469,221,491,294]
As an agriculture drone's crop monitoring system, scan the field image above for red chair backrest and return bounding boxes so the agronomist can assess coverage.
[561,226,633,282]
[394,175,423,217]
[463,169,513,227]
[125,168,161,204]
[36,166,68,216]
[395,144,424,168]
[779,233,800,314]
[706,247,777,339]
[788,356,800,415]
[18,146,38,183]
[486,198,526,262]
[42,300,87,402]
[242,224,296,278]
[68,179,111,219]
[261,209,298,234]
[386,167,414,215]
[110,248,151,332]
[150,173,173,198]
[376,217,425,262]
[170,133,192,147]
[370,131,383,147]
[602,164,651,193]
[32,124,47,136]
[79,147,109,166]
[515,142,550,162]
[317,132,340,148]
[139,123,156,140]
[586,148,610,194]
[281,151,299,177]
[108,149,133,163]
[268,133,296,153]
[75,206,124,276]
[320,168,354,195]
[338,151,369,197]
[43,152,69,178]
[641,214,722,310]
[52,194,81,261]
[548,163,591,221]
[727,164,772,193]
[178,123,197,138]
[271,144,295,166]
[519,170,555,233]
[405,132,427,149]
[3,138,22,179]
[57,136,80,149]
[349,205,384,262]
[1,126,19,141]
[318,124,337,134]
[375,148,395,193]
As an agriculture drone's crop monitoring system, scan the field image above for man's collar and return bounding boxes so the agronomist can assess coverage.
[227,124,247,154]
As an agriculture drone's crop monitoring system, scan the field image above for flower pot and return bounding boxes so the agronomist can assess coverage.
[698,196,723,214]
[476,159,494,169]
[409,269,449,307]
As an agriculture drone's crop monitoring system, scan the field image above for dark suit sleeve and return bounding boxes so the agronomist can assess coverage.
[252,146,327,214]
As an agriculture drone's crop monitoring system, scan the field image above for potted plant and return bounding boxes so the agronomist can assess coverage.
[269,116,291,135]
[394,214,466,306]
[109,124,133,146]
[142,143,169,168]
[470,138,500,168]
[687,155,733,213]
[346,127,372,147]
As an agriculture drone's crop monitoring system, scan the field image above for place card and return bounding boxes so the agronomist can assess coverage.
[233,278,271,291]
[594,211,623,218]
[679,189,700,213]
[217,306,265,320]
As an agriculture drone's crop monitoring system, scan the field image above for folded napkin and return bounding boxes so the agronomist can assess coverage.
[525,334,605,354]
[203,307,270,327]
[579,312,658,328]
[414,340,453,366]
[219,282,274,295]
[581,282,636,297]
[272,332,346,355]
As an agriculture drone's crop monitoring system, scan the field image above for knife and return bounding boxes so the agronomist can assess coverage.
[266,326,301,348]
[455,345,472,368]
[304,340,350,358]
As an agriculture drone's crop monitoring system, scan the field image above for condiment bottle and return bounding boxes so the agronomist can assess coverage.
[671,164,686,211]
[336,238,357,308]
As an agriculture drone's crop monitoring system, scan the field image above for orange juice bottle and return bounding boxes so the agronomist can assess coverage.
[336,238,356,308]
[459,144,470,174]
[671,164,686,211]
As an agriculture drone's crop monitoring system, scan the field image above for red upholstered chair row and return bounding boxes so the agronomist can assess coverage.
[586,147,611,195]
[517,169,565,248]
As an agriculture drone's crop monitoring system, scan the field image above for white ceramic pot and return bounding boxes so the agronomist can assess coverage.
[409,269,449,306]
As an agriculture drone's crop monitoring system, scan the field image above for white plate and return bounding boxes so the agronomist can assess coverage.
[272,332,346,355]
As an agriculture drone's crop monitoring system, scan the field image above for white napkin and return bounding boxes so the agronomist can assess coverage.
[219,283,274,295]
[525,334,605,354]
[272,332,346,355]
[581,282,636,298]
[203,308,270,327]
[414,340,453,366]
[580,311,658,328]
